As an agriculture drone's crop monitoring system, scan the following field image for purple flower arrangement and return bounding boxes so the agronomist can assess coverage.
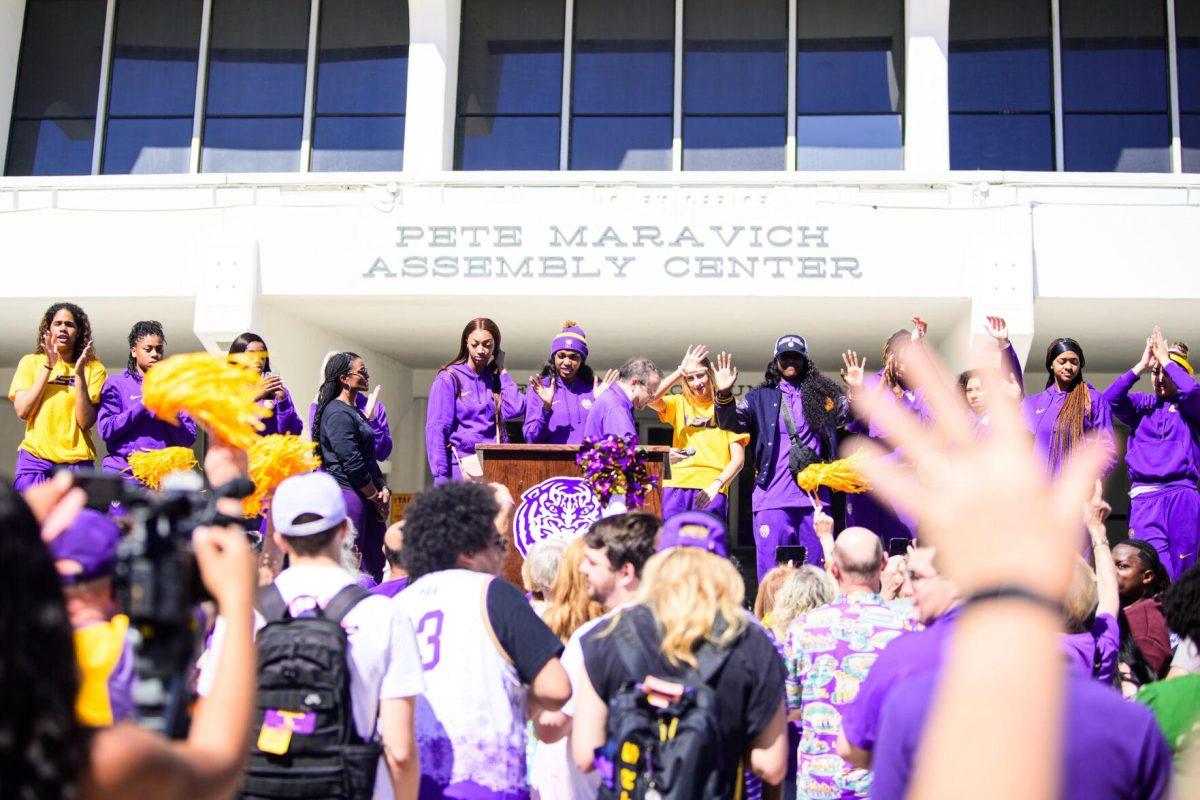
[576,434,660,508]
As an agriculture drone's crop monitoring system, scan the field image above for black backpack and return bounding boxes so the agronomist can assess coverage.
[239,583,381,800]
[597,611,738,800]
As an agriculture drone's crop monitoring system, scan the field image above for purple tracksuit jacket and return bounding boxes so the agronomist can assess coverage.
[259,388,304,437]
[1022,383,1117,476]
[425,363,523,484]
[97,370,197,483]
[522,375,597,444]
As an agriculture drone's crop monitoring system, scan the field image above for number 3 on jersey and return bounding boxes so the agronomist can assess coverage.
[415,610,445,670]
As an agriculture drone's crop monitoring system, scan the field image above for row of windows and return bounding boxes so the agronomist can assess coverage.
[6,0,408,175]
[5,0,1200,175]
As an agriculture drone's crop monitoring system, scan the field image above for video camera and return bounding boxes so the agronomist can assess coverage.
[73,471,255,735]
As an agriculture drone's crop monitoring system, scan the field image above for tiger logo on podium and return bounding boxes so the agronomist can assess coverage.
[512,476,603,556]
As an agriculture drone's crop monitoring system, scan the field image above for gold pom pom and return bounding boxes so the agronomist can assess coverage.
[796,450,871,495]
[824,396,835,412]
[562,320,577,328]
[142,353,268,449]
[128,447,198,491]
[243,434,321,518]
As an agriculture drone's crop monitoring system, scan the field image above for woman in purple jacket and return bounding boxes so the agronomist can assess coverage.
[226,332,303,437]
[97,321,197,487]
[425,318,524,484]
[523,321,617,445]
[1103,327,1200,579]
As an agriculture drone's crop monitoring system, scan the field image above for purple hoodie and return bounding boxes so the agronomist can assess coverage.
[425,363,524,484]
[522,374,597,444]
[1022,383,1116,477]
[1103,362,1200,488]
[309,394,392,461]
[97,370,197,482]
[259,388,304,437]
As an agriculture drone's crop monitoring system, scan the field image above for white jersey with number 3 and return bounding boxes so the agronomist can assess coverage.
[393,568,527,796]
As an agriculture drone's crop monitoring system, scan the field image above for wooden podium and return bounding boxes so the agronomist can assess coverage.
[475,443,670,585]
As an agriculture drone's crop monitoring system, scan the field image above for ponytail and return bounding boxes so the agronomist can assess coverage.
[312,352,356,450]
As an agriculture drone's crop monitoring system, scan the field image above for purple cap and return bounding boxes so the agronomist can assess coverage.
[50,509,121,584]
[551,321,588,360]
[657,511,729,558]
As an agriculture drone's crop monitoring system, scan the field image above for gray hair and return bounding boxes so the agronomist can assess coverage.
[618,356,663,383]
[770,566,837,639]
[525,539,568,595]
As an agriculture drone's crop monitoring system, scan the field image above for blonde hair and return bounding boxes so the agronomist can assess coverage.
[541,538,605,642]
[637,548,747,668]
[1063,556,1098,634]
[769,566,837,640]
[753,565,796,621]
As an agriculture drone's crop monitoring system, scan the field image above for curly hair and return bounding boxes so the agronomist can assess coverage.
[1164,562,1200,646]
[757,354,845,458]
[0,482,89,800]
[126,320,165,374]
[402,482,500,580]
[34,302,93,365]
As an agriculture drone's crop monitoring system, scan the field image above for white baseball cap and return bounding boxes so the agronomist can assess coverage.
[271,471,347,537]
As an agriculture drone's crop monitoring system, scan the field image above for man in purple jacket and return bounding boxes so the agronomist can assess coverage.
[97,321,197,487]
[581,356,662,445]
[1103,327,1200,579]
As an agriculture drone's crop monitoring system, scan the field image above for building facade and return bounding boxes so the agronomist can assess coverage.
[1,0,1198,533]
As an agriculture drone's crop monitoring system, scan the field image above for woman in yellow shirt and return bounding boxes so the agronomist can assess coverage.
[8,302,106,492]
[649,345,748,523]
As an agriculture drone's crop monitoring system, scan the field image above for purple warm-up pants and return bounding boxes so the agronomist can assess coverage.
[13,450,92,493]
[1129,485,1200,581]
[752,507,821,580]
[661,487,729,524]
[341,488,386,581]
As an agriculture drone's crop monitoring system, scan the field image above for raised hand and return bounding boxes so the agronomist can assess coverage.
[712,352,738,394]
[813,507,834,540]
[679,344,710,374]
[840,350,867,389]
[258,374,284,401]
[984,316,1009,348]
[910,316,928,342]
[1150,326,1170,367]
[530,373,555,408]
[1134,336,1154,375]
[494,348,506,374]
[73,339,93,378]
[42,331,60,368]
[593,369,618,398]
[365,384,382,419]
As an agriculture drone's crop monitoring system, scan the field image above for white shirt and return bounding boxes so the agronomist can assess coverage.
[198,563,424,799]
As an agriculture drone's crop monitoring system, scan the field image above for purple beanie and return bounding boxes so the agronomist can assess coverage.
[551,321,588,360]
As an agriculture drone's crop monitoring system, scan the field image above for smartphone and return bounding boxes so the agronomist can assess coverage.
[887,537,909,558]
[775,545,807,566]
[677,447,696,457]
[70,473,130,511]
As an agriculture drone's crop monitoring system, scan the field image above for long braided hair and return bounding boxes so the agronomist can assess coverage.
[312,352,358,450]
[881,329,911,393]
[1045,338,1090,467]
[126,320,164,374]
[758,355,843,458]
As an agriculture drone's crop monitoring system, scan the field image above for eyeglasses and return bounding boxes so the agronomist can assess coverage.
[348,369,370,380]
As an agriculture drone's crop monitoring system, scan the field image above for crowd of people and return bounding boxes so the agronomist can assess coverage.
[2,299,1200,800]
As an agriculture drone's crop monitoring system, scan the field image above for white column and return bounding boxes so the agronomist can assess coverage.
[0,0,29,172]
[903,0,950,171]
[405,0,462,171]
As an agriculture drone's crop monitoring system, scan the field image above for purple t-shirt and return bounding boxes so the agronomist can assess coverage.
[1061,612,1119,684]
[97,370,198,481]
[1022,383,1116,477]
[581,384,638,444]
[522,375,596,445]
[754,380,826,511]
[425,364,524,483]
[1103,362,1200,487]
[840,604,962,752]
[870,670,1173,800]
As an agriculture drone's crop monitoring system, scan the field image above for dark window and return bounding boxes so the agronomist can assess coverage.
[683,0,786,170]
[201,0,309,172]
[1061,0,1170,171]
[796,0,903,170]
[569,0,673,170]
[311,0,408,172]
[949,0,1053,169]
[455,0,563,169]
[103,0,202,174]
[1179,0,1200,171]
[6,0,106,176]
